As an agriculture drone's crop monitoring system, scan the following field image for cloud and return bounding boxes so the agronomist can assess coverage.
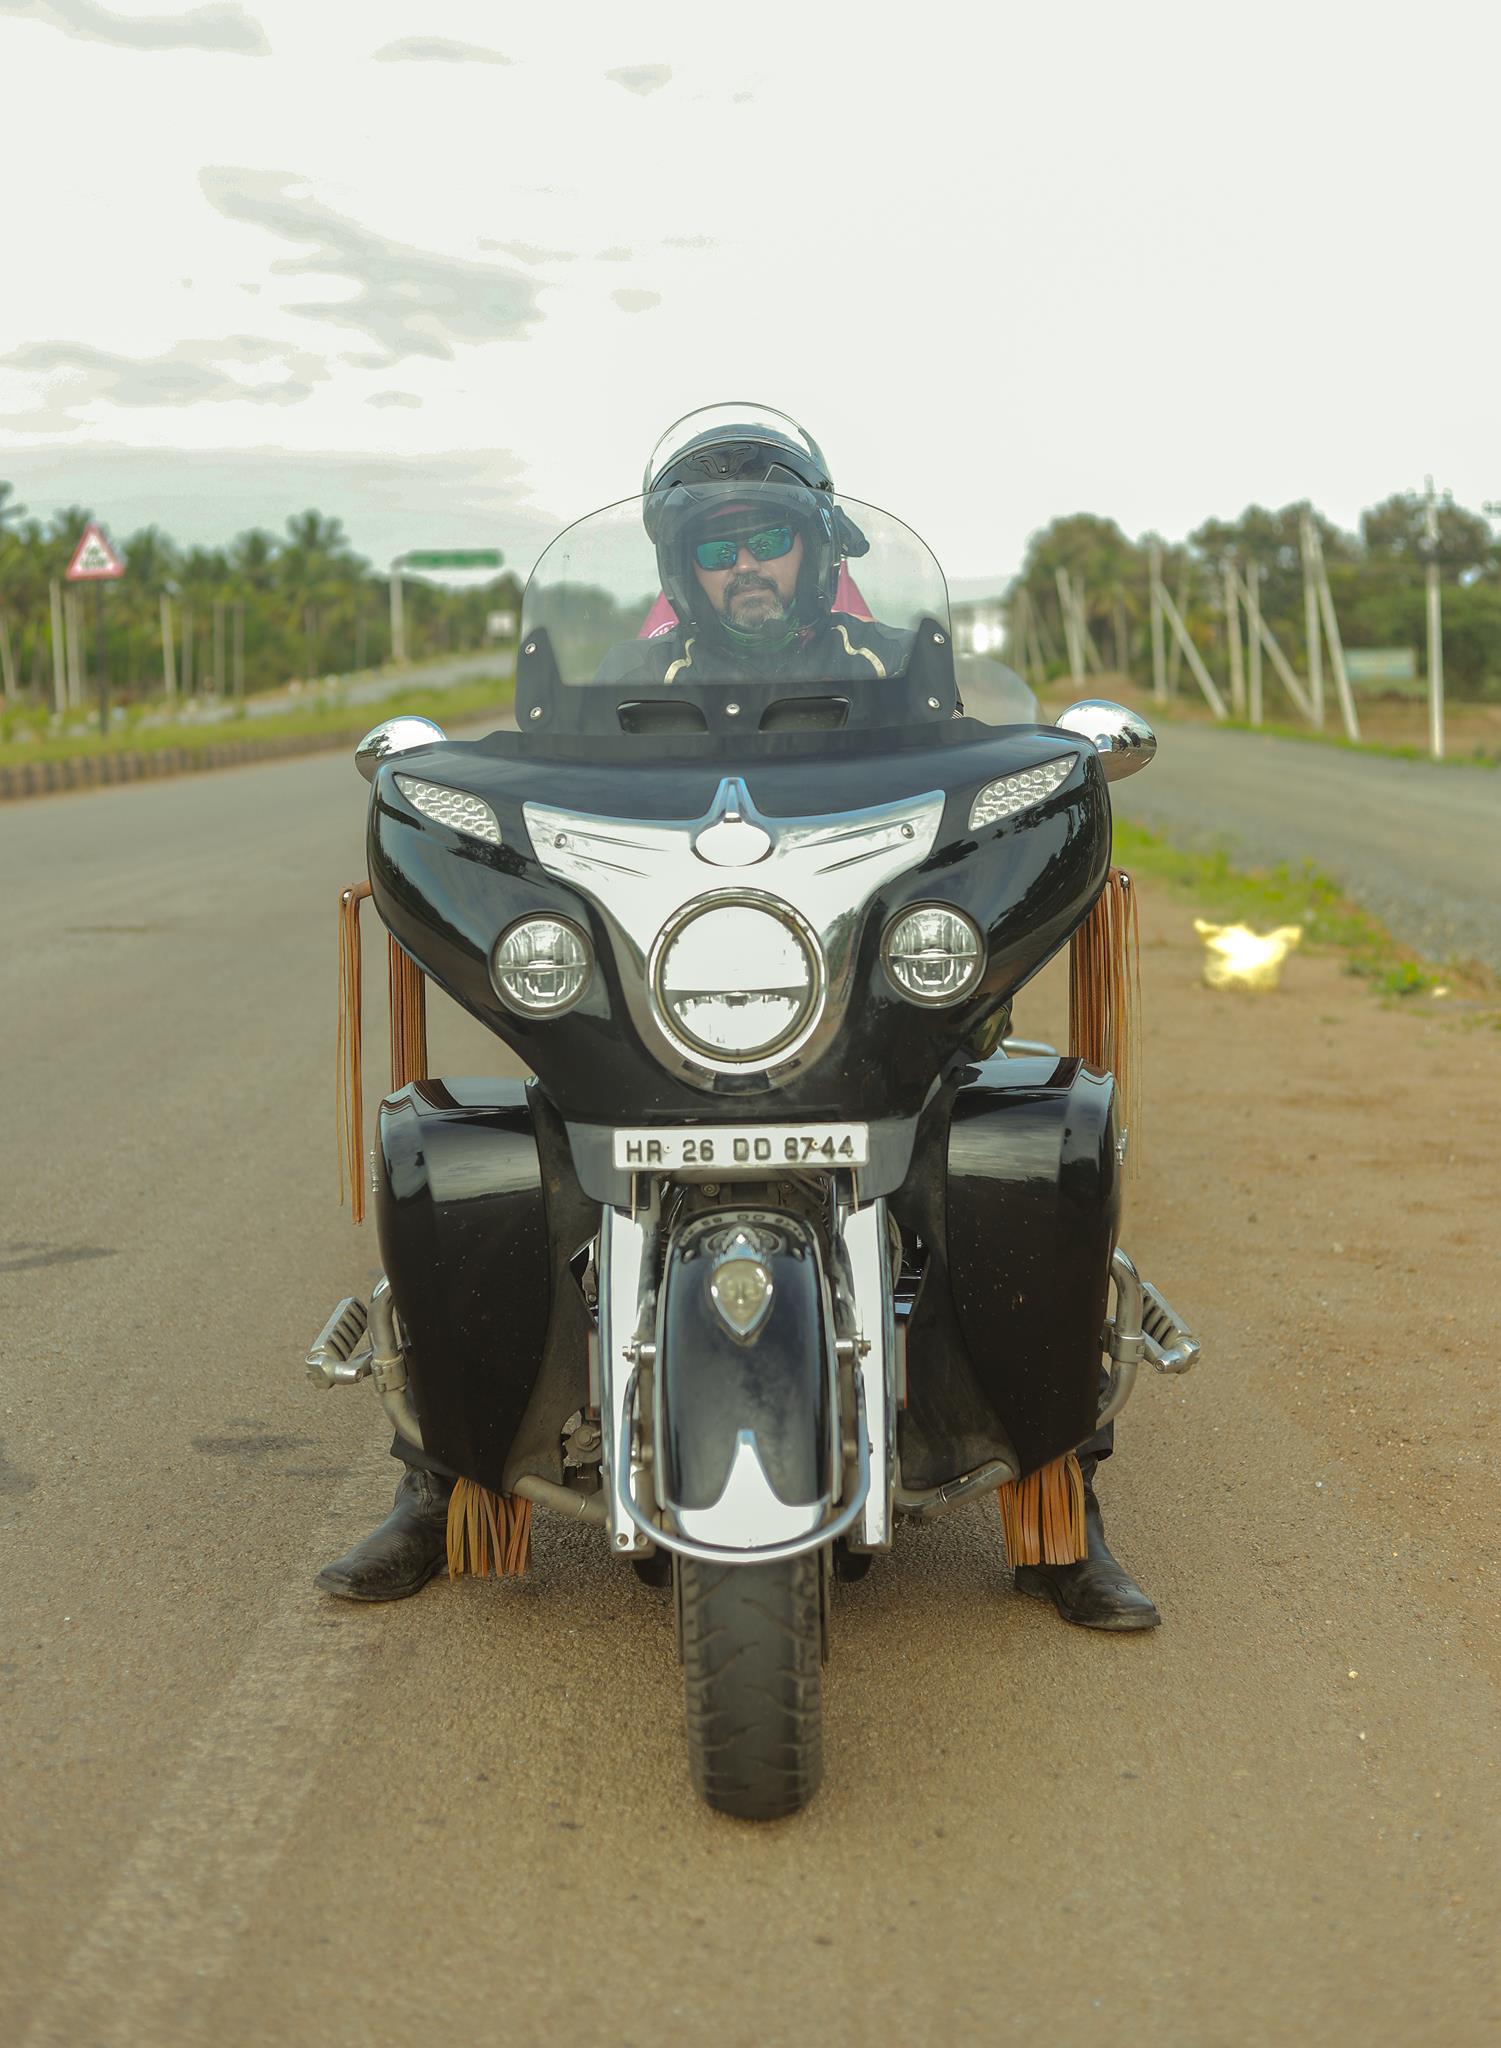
[0,0,269,55]
[1,337,320,426]
[596,245,633,262]
[199,168,544,364]
[366,390,422,409]
[477,237,577,265]
[604,62,670,95]
[611,289,660,314]
[371,36,510,65]
[664,235,713,250]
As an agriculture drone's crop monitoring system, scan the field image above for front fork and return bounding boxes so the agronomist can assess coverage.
[595,1178,897,1564]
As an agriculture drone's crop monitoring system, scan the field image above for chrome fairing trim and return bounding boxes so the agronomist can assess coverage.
[598,1201,658,1555]
[837,1196,896,1550]
[524,777,945,1093]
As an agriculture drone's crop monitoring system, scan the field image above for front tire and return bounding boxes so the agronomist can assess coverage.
[677,1553,825,1820]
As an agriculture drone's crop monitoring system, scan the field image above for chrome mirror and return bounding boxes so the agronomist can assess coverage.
[1056,699,1156,782]
[355,715,447,784]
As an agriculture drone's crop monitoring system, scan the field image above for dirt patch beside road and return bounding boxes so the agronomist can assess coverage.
[1026,879,1498,1682]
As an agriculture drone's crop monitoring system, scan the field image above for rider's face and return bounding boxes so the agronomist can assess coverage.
[692,531,803,631]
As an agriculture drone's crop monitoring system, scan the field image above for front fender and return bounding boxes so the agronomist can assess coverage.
[653,1210,837,1543]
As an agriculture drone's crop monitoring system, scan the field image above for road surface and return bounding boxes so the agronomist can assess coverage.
[3,736,1496,2046]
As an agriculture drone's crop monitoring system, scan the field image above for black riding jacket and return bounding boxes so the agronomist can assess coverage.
[594,612,915,691]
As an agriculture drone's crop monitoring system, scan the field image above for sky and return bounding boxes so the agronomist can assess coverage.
[1,0,1497,597]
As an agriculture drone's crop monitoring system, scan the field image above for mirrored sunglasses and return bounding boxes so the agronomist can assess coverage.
[692,523,795,572]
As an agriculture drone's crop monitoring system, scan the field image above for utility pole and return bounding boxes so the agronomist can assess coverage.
[1054,567,1084,685]
[66,590,84,709]
[1424,475,1444,760]
[233,600,245,698]
[1311,528,1360,742]
[1222,559,1245,716]
[214,600,226,696]
[1245,560,1263,727]
[1149,543,1166,702]
[1300,507,1324,726]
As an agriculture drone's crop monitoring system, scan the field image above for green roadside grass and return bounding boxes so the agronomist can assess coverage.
[1111,819,1489,1003]
[0,669,516,771]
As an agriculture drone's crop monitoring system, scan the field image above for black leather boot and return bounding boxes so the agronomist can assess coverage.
[1012,1478,1160,1631]
[315,1467,453,1602]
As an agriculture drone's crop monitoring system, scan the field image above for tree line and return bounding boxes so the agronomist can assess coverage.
[1002,491,1501,698]
[0,485,522,705]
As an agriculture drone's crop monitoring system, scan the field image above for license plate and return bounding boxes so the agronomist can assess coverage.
[612,1122,870,1175]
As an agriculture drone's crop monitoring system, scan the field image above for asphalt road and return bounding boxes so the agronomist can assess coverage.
[3,735,1496,2047]
[1105,724,1501,973]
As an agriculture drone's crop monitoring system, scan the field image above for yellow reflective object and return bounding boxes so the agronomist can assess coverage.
[1193,918,1303,991]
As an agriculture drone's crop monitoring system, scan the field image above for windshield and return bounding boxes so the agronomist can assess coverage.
[516,488,955,738]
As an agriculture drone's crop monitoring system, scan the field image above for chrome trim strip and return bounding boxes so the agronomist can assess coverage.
[838,1196,896,1550]
[598,1201,658,1555]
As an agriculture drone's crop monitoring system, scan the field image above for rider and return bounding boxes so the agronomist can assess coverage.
[316,404,1158,1630]
[594,403,911,690]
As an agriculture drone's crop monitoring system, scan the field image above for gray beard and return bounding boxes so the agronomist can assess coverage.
[724,577,786,633]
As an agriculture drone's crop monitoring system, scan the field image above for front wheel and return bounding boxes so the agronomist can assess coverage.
[676,1553,825,1820]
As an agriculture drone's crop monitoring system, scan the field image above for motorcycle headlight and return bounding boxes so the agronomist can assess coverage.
[394,774,502,846]
[967,757,1072,831]
[492,916,593,1015]
[883,905,984,1005]
[654,899,821,1061]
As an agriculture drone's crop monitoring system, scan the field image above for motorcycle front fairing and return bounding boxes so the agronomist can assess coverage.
[365,489,1120,1560]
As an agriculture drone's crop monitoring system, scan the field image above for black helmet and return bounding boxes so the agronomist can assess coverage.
[643,402,866,643]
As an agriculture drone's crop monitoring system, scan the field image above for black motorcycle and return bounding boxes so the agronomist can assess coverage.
[305,486,1198,1819]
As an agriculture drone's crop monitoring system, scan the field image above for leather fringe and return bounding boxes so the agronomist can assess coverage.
[387,936,428,1092]
[1069,867,1141,1171]
[997,1450,1087,1566]
[336,882,373,1223]
[446,1478,533,1579]
[336,881,428,1223]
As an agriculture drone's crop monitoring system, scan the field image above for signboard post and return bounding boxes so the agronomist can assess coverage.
[65,523,125,734]
[389,549,504,665]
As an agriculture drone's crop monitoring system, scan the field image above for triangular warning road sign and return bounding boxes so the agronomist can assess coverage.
[66,523,125,581]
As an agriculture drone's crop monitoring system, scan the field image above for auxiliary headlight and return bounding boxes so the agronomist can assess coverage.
[883,905,983,1005]
[967,757,1072,831]
[394,774,502,846]
[655,900,820,1061]
[492,916,592,1015]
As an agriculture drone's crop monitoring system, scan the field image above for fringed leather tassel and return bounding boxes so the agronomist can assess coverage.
[997,1450,1087,1566]
[1069,867,1142,1169]
[387,937,428,1091]
[446,1479,533,1579]
[336,882,373,1223]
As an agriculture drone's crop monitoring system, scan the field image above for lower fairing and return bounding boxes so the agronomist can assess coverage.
[372,1053,1121,1502]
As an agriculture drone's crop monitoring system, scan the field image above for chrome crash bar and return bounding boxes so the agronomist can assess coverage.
[1098,1248,1201,1428]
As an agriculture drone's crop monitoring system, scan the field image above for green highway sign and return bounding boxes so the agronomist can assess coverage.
[401,549,504,570]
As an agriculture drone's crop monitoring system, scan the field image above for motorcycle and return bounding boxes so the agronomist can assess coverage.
[305,483,1199,1820]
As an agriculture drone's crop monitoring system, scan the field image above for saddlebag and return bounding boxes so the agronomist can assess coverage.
[374,1077,597,1496]
[890,1053,1121,1488]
